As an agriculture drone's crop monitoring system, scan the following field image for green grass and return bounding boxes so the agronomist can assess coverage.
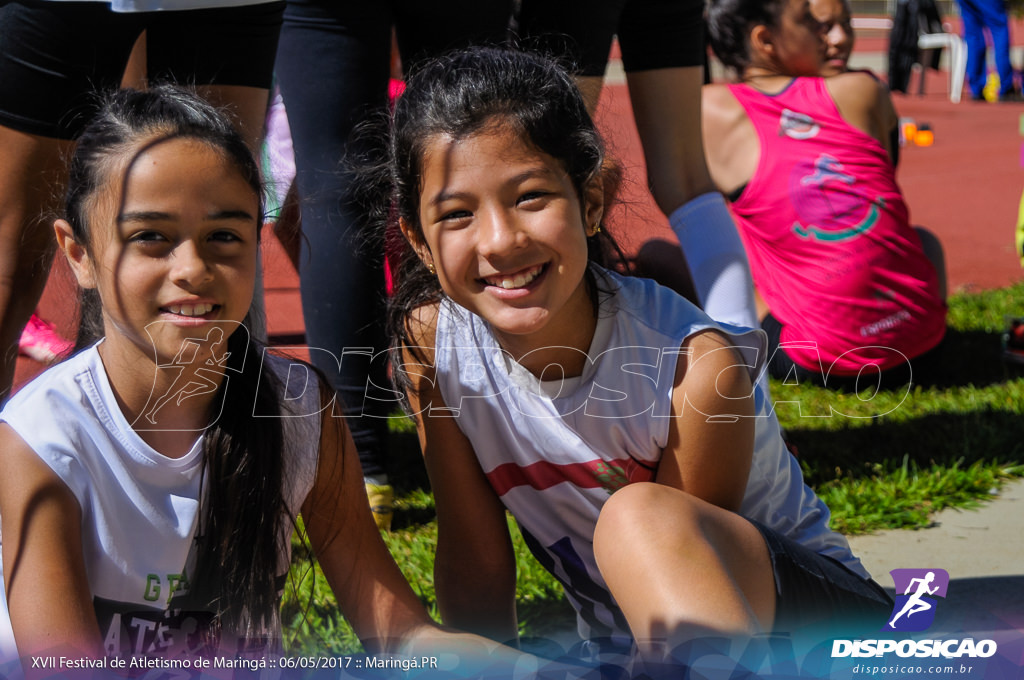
[774,282,1024,533]
[280,282,1024,654]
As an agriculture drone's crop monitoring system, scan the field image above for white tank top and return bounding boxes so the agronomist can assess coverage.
[433,268,866,642]
[0,344,322,660]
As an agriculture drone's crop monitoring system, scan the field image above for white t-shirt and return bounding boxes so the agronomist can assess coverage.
[0,343,322,661]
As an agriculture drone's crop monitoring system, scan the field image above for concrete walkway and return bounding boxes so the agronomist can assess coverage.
[846,478,1024,637]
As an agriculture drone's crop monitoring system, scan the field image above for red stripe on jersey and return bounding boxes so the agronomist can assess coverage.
[486,457,654,496]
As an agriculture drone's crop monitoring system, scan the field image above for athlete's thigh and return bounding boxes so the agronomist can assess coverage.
[0,1,140,139]
[617,0,705,72]
[516,0,626,77]
[145,2,284,90]
[394,0,512,68]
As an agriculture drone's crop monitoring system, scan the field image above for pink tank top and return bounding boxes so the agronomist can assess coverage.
[728,78,945,375]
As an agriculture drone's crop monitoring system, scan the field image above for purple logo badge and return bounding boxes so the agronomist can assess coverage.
[884,568,950,632]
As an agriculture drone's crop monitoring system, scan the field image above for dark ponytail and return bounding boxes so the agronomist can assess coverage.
[191,323,286,642]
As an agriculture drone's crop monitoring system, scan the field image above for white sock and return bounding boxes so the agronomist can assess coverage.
[670,193,771,400]
[669,192,759,330]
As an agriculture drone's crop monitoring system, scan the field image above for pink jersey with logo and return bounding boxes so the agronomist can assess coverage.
[728,78,945,375]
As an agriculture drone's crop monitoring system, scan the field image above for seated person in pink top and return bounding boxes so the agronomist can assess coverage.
[702,0,947,387]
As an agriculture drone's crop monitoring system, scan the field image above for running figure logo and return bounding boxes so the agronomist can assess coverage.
[884,568,950,632]
[135,321,247,431]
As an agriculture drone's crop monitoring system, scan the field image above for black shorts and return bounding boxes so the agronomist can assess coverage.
[516,0,705,77]
[0,0,284,139]
[752,520,894,635]
[761,313,946,389]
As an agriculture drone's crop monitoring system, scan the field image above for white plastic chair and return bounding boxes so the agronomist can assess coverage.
[916,31,967,103]
[851,16,967,103]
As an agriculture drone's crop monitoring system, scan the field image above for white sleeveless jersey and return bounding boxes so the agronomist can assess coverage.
[432,268,866,643]
[0,344,322,660]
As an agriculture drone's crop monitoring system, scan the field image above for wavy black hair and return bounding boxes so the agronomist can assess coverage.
[362,46,625,411]
[63,85,288,645]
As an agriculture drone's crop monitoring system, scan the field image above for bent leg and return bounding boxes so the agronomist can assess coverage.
[907,601,932,617]
[593,482,775,654]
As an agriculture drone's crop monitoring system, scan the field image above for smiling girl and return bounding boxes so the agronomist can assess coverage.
[0,86,529,670]
[383,46,892,666]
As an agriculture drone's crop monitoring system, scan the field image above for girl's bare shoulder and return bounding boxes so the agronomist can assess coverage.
[702,82,744,122]
[702,82,759,195]
[826,71,896,148]
[826,70,887,112]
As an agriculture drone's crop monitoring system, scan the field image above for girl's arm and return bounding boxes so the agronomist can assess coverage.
[0,425,101,658]
[655,330,756,509]
[304,312,521,657]
[400,305,519,645]
[301,406,438,654]
[876,86,901,166]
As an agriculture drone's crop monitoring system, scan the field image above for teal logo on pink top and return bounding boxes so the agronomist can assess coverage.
[790,154,884,241]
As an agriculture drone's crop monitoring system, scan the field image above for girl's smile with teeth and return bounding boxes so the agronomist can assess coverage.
[483,264,545,290]
[409,126,603,351]
[162,302,218,317]
[60,137,259,365]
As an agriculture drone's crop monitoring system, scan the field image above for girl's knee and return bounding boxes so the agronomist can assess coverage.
[599,481,676,522]
[594,483,704,552]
